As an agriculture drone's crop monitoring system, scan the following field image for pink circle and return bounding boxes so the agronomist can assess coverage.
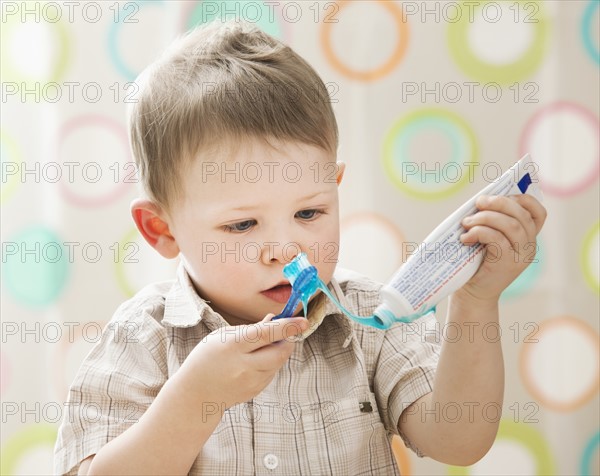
[519,101,600,197]
[58,115,133,207]
[0,350,10,396]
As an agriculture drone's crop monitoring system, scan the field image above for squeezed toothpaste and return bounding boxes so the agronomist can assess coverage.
[372,154,542,328]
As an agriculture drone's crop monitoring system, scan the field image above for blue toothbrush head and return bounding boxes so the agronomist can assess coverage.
[272,253,320,320]
[284,253,319,298]
[283,253,313,285]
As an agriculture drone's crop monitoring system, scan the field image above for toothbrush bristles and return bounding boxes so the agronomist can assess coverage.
[283,253,313,285]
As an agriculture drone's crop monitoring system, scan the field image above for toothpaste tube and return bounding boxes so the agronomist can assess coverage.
[373,154,542,328]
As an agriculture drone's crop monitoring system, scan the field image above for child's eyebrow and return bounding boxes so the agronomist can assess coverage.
[228,191,329,212]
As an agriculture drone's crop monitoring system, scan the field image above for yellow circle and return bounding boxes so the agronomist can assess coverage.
[1,9,71,85]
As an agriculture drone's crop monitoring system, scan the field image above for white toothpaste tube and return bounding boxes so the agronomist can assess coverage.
[373,154,542,328]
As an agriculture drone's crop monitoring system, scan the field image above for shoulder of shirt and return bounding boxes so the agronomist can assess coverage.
[109,278,173,328]
[334,268,383,301]
[322,267,395,356]
[331,267,387,334]
[333,267,384,296]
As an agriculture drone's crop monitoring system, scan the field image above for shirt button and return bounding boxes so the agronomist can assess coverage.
[263,453,279,470]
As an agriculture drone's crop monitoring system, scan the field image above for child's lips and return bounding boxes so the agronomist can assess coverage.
[261,284,292,303]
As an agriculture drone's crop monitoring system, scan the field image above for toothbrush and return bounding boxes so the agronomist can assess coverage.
[272,253,319,319]
[271,253,404,329]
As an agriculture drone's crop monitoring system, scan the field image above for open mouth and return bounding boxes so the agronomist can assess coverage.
[261,284,292,303]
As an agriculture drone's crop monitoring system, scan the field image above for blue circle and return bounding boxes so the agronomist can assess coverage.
[394,118,466,189]
[582,1,600,65]
[187,1,283,39]
[108,1,165,80]
[581,430,600,475]
[501,239,544,300]
[2,226,70,307]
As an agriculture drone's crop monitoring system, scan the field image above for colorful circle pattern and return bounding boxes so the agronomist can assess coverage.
[383,108,479,200]
[2,226,70,308]
[447,419,555,475]
[447,0,549,84]
[581,221,600,294]
[321,0,409,81]
[581,0,600,65]
[186,1,285,39]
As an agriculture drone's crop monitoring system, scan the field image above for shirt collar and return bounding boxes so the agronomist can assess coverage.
[162,262,356,346]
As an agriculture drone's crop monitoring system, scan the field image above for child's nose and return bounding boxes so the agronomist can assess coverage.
[260,239,303,265]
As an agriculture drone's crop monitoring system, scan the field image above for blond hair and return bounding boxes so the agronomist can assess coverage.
[128,20,339,214]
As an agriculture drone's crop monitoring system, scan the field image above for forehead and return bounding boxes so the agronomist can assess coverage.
[179,137,338,208]
[198,137,335,182]
[204,136,334,164]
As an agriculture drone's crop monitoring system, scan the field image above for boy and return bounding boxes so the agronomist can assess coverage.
[54,20,546,475]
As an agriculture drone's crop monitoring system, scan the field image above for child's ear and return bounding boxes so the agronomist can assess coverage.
[336,161,346,186]
[130,198,179,259]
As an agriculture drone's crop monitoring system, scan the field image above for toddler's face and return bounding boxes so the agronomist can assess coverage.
[168,137,344,326]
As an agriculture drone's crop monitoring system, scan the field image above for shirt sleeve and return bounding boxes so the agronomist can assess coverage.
[372,310,441,457]
[53,301,169,475]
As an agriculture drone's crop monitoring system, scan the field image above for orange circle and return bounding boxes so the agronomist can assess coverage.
[391,434,412,475]
[321,1,409,81]
[520,316,600,412]
[341,212,406,263]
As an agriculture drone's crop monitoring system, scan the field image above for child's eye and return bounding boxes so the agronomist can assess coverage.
[295,209,324,220]
[223,219,256,233]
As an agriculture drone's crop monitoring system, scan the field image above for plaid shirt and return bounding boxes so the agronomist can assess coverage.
[54,263,440,475]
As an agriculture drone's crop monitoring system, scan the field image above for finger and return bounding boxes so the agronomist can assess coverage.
[508,194,547,234]
[462,210,528,249]
[248,339,296,372]
[262,313,275,323]
[474,195,537,239]
[241,317,308,351]
[461,225,513,261]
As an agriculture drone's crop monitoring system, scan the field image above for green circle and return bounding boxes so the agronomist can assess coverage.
[114,227,141,298]
[383,108,479,200]
[448,419,555,475]
[396,118,466,191]
[581,221,600,294]
[1,130,21,204]
[447,0,549,84]
[187,1,282,38]
[0,424,57,474]
[580,430,600,476]
[2,226,70,307]
[501,239,544,300]
[0,13,71,86]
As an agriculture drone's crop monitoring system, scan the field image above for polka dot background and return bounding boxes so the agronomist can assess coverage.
[1,2,598,474]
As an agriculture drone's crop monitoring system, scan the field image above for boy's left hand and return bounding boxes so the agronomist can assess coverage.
[459,193,547,303]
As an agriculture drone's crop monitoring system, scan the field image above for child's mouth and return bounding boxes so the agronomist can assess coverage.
[261,284,292,303]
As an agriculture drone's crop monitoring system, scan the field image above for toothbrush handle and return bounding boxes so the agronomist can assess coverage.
[272,292,301,320]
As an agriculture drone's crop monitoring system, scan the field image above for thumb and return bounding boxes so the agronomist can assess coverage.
[262,313,275,323]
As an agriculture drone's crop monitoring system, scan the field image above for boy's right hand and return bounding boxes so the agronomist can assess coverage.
[178,315,308,410]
